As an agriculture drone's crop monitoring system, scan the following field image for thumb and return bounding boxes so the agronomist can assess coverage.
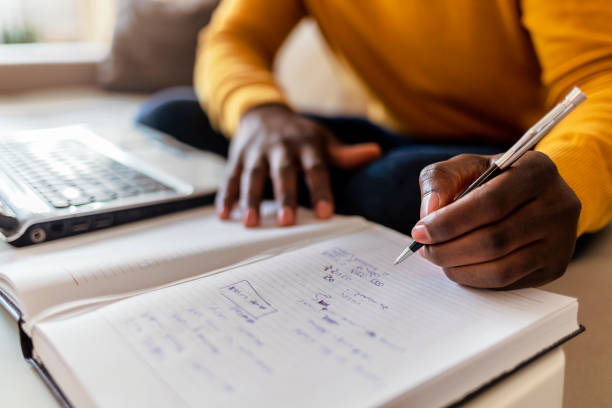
[418,154,493,218]
[327,140,382,170]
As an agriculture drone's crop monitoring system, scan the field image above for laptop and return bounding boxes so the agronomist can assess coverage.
[0,125,226,246]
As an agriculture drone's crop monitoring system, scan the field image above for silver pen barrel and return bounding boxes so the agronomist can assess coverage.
[494,87,586,170]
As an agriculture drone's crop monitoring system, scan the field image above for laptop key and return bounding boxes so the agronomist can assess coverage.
[92,191,116,202]
[69,196,93,206]
[49,199,70,208]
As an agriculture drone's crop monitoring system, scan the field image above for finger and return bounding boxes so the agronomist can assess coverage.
[300,145,334,219]
[215,157,243,219]
[422,199,545,268]
[419,154,491,218]
[328,142,382,169]
[239,152,268,227]
[415,151,557,244]
[268,145,298,226]
[441,240,545,289]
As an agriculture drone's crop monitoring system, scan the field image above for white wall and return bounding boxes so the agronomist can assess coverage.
[0,0,117,43]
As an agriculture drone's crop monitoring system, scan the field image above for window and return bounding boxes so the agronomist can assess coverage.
[0,0,117,44]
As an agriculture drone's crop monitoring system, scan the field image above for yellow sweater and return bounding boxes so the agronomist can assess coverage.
[195,0,612,236]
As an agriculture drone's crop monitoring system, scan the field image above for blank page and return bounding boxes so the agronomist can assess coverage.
[34,225,578,408]
[1,206,366,322]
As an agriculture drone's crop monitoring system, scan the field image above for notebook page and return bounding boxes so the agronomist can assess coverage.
[34,225,577,408]
[0,207,366,322]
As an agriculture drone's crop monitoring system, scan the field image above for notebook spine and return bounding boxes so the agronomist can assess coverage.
[18,319,73,408]
[0,290,21,321]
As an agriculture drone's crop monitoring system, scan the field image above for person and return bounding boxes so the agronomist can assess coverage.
[138,0,612,289]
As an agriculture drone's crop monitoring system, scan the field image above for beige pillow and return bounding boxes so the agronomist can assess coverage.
[98,0,218,92]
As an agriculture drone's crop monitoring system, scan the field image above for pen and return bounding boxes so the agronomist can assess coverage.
[393,86,587,266]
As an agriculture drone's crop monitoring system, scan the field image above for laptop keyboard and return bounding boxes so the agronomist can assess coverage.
[0,139,172,208]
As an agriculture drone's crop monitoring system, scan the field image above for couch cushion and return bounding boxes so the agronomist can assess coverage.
[98,0,218,93]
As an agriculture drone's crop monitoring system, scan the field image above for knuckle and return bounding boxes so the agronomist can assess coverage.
[277,160,295,174]
[426,219,454,243]
[301,119,324,135]
[483,228,510,257]
[451,153,492,169]
[266,131,284,145]
[419,161,460,194]
[274,138,294,152]
[480,188,507,219]
[531,150,555,169]
[527,151,558,180]
[304,160,327,174]
[453,153,480,163]
[543,182,581,224]
[419,162,447,182]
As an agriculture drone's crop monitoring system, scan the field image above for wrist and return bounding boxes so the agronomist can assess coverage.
[242,103,294,121]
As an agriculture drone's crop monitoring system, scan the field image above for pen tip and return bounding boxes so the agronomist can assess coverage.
[393,246,415,266]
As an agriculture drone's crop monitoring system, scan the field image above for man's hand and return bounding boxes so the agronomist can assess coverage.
[412,151,581,289]
[216,105,381,227]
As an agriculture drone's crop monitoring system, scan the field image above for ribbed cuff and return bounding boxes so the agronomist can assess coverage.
[536,136,610,236]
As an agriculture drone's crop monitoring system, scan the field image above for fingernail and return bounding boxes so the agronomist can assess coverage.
[418,247,426,258]
[277,206,295,227]
[244,208,259,227]
[411,221,432,244]
[420,192,439,218]
[315,201,334,219]
[218,206,230,220]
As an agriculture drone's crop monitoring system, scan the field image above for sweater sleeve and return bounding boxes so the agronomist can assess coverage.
[522,0,612,235]
[194,0,305,136]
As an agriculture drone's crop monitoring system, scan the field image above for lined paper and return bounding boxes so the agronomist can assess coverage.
[35,225,576,408]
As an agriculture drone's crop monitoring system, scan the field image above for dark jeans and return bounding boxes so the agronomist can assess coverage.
[137,87,505,235]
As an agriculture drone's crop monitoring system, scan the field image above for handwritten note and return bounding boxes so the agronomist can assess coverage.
[220,280,277,320]
[87,226,570,407]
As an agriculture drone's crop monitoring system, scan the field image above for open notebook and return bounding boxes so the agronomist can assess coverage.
[0,206,581,408]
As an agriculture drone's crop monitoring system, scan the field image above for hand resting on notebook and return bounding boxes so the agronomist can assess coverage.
[412,151,581,289]
[215,104,381,227]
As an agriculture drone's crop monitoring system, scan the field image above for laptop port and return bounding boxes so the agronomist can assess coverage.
[71,219,91,233]
[50,222,66,235]
[93,215,114,229]
[29,227,46,243]
[116,209,141,223]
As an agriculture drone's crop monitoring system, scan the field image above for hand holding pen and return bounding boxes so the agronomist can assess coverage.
[394,87,586,289]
